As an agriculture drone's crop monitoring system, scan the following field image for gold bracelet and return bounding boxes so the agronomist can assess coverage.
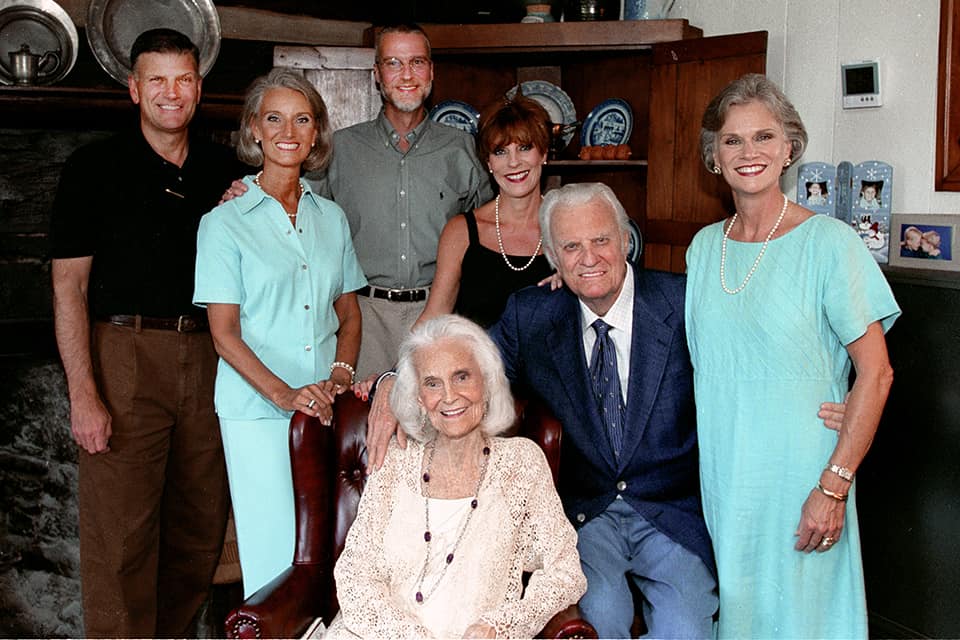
[825,463,854,482]
[816,482,848,502]
[330,361,356,384]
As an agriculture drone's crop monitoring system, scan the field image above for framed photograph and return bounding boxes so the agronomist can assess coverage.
[888,214,959,271]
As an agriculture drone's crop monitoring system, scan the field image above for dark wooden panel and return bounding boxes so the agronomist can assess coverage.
[936,0,960,190]
[858,271,960,638]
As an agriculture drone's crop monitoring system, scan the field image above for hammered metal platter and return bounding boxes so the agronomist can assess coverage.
[0,0,79,85]
[86,0,221,86]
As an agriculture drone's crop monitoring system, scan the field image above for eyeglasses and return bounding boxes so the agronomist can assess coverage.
[377,56,432,74]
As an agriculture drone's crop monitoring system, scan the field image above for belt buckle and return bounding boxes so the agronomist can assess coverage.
[176,315,188,332]
[387,288,401,302]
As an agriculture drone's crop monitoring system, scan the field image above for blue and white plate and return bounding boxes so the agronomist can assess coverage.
[626,218,643,264]
[507,80,577,147]
[581,98,633,147]
[429,100,481,136]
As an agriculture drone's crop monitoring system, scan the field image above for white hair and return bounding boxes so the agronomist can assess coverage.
[390,315,515,441]
[540,182,631,268]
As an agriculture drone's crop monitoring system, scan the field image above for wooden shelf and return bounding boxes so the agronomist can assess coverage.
[418,20,703,53]
[548,160,648,167]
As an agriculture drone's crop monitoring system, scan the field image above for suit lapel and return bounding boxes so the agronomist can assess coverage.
[547,293,619,474]
[619,270,675,466]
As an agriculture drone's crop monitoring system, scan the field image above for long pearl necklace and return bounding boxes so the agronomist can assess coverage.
[495,194,543,272]
[253,171,303,219]
[414,438,491,605]
[720,193,789,295]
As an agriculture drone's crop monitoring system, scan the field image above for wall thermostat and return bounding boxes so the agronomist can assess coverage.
[841,61,882,109]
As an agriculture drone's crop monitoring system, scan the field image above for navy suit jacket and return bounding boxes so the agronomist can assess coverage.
[489,266,715,575]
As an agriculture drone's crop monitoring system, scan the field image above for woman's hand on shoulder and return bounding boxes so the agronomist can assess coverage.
[352,373,378,402]
[537,271,564,291]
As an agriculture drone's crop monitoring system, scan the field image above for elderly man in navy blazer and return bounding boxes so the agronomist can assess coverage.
[488,182,716,638]
[367,182,716,638]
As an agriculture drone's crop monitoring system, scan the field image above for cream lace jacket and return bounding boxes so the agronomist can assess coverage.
[326,436,586,639]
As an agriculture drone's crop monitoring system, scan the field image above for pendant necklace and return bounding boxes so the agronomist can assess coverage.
[719,193,789,295]
[495,194,543,272]
[253,170,303,219]
[414,438,491,604]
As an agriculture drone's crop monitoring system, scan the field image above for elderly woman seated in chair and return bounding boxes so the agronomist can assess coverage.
[321,315,586,639]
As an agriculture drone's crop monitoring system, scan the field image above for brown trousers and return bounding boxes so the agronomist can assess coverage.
[79,322,230,638]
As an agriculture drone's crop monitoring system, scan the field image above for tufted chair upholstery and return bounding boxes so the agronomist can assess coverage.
[225,392,597,639]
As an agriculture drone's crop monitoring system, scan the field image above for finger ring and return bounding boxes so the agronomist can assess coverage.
[307,399,316,409]
[820,537,835,546]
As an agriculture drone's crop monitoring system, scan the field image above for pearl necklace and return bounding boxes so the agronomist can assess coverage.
[414,438,491,605]
[720,193,789,295]
[495,194,543,272]
[253,171,303,219]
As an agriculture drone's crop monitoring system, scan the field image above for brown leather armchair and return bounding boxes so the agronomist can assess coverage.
[225,392,597,639]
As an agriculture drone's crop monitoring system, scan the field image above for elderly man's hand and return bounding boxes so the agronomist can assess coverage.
[462,622,497,638]
[819,395,849,432]
[366,375,404,473]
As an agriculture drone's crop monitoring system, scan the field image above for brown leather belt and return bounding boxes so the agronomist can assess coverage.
[356,285,428,303]
[99,314,209,333]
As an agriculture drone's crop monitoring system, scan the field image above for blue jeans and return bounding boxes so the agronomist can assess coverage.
[576,498,717,639]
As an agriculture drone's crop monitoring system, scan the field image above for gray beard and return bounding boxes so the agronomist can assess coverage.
[381,81,433,113]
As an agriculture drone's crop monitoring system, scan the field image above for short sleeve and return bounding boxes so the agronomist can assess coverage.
[822,221,901,345]
[50,145,101,259]
[193,207,244,307]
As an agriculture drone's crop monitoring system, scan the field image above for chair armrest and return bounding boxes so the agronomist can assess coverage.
[225,563,328,639]
[538,604,598,639]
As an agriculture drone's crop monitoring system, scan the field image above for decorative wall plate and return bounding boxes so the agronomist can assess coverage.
[507,80,577,146]
[429,99,481,136]
[581,98,633,147]
[0,0,79,85]
[86,0,220,86]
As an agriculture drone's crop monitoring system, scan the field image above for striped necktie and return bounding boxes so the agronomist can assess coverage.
[588,319,625,460]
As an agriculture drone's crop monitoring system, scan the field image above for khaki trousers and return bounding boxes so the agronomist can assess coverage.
[355,294,427,379]
[79,322,230,638]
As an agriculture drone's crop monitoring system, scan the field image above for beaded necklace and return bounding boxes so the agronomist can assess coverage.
[719,193,789,295]
[253,170,303,219]
[414,438,491,604]
[494,194,543,272]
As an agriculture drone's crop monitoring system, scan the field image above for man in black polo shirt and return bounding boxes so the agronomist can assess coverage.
[49,29,244,637]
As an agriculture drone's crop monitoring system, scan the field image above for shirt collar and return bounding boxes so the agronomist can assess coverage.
[233,174,321,215]
[579,263,635,336]
[376,108,430,149]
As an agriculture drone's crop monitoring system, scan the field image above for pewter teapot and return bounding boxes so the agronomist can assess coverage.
[9,44,60,85]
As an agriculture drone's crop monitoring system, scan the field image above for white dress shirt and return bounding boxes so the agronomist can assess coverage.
[579,263,634,403]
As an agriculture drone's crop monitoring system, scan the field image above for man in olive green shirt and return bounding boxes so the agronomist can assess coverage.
[311,23,493,378]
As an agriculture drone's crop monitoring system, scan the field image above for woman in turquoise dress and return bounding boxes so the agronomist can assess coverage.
[685,74,900,638]
[194,69,366,597]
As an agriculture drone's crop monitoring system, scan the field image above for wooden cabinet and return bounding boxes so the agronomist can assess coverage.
[416,21,767,272]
